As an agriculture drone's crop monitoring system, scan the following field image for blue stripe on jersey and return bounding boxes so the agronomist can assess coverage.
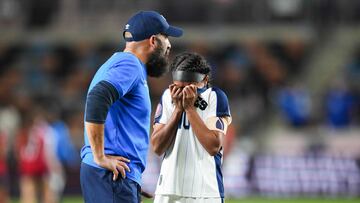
[214,150,224,198]
[212,87,231,117]
[216,118,224,130]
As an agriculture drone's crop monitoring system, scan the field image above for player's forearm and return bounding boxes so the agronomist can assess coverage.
[151,108,183,156]
[85,122,106,162]
[185,108,221,156]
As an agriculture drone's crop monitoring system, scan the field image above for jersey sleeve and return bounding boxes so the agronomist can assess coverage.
[154,89,173,125]
[205,87,232,133]
[103,58,140,97]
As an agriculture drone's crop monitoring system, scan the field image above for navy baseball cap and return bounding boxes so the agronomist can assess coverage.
[123,11,183,42]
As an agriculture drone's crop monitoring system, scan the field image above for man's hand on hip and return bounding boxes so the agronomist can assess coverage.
[95,155,130,181]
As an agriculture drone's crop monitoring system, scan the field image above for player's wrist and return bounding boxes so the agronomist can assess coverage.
[93,153,106,164]
[184,106,196,113]
[174,107,183,114]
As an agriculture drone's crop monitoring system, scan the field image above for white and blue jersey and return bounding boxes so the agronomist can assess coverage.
[81,52,151,185]
[154,87,232,198]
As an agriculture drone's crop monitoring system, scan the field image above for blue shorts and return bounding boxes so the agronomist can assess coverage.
[80,162,141,203]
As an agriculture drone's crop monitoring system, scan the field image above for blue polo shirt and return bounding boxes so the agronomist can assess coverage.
[81,52,151,185]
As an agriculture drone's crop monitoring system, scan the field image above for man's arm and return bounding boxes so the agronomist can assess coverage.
[183,85,224,156]
[86,122,130,180]
[85,81,130,180]
[85,122,106,164]
[151,84,183,156]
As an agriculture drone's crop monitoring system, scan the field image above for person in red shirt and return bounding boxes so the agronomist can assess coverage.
[15,113,56,203]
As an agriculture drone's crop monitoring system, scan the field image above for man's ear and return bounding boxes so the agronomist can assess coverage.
[149,35,157,48]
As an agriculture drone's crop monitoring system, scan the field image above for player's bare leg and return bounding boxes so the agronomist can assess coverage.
[19,176,36,203]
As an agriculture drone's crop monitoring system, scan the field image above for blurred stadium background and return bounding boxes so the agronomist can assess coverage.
[0,0,360,202]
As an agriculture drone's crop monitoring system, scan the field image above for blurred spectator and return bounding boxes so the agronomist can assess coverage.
[47,107,78,202]
[277,84,312,127]
[324,81,356,128]
[0,95,20,155]
[64,109,84,149]
[50,116,78,168]
[15,111,59,203]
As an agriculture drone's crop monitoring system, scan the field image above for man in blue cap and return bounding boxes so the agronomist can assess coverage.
[80,11,183,203]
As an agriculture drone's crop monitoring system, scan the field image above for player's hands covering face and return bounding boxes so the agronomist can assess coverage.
[182,84,197,110]
[169,84,183,111]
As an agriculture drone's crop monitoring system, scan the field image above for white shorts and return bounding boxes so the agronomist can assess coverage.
[154,195,223,203]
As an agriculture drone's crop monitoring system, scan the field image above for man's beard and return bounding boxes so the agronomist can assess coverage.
[146,41,169,77]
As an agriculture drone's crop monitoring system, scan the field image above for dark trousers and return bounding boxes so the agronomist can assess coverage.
[80,162,141,203]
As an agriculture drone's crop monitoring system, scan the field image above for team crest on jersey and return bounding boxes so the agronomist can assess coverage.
[155,103,163,119]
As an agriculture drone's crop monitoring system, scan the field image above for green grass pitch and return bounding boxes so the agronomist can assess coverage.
[12,196,360,203]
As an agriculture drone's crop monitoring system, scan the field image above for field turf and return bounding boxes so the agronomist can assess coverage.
[11,196,360,203]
